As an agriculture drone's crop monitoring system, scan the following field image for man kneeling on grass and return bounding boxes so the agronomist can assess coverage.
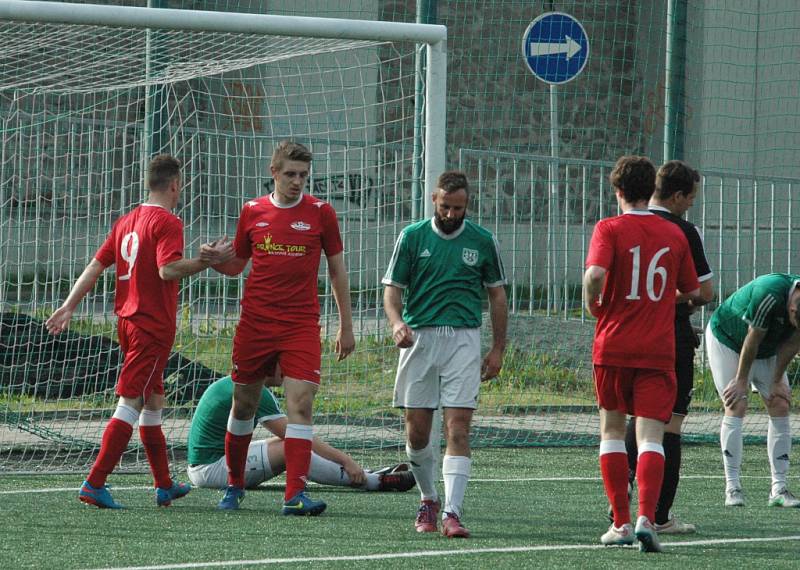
[187,374,416,495]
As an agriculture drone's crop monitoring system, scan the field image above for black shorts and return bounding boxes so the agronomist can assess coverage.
[673,317,699,416]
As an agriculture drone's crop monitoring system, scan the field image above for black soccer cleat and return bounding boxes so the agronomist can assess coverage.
[375,463,417,492]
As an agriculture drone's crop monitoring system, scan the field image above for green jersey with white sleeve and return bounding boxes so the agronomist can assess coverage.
[710,273,800,358]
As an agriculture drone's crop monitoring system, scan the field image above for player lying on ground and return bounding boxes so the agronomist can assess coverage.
[187,375,416,493]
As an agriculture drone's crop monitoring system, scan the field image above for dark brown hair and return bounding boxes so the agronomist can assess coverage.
[437,170,469,195]
[655,160,700,200]
[609,155,656,203]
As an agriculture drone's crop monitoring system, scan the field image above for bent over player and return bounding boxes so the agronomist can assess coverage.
[706,273,800,508]
[47,155,211,509]
[583,155,700,552]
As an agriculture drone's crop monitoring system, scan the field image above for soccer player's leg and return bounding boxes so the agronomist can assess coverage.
[706,325,747,505]
[392,328,442,530]
[80,321,146,509]
[220,328,274,510]
[654,332,696,533]
[595,365,633,543]
[760,370,799,507]
[438,331,480,538]
[278,324,326,515]
[630,369,674,553]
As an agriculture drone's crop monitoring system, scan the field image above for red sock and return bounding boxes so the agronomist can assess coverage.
[87,418,133,488]
[139,425,172,489]
[636,450,665,522]
[284,437,312,500]
[600,451,631,527]
[225,431,253,489]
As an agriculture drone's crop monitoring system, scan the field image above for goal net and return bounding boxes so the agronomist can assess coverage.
[0,2,446,472]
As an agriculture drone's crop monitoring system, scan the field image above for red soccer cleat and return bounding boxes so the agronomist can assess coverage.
[441,512,471,538]
[414,499,440,533]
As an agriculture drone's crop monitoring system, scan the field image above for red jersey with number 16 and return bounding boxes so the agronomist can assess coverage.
[234,193,344,323]
[94,204,184,343]
[585,211,699,370]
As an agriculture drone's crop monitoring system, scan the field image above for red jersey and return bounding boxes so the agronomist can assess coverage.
[94,204,184,343]
[234,193,343,323]
[585,211,699,370]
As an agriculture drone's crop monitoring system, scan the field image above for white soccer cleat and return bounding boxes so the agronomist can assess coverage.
[725,487,745,507]
[768,488,800,508]
[634,515,663,553]
[600,523,634,546]
[654,513,696,534]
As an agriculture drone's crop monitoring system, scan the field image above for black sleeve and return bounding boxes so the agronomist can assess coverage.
[686,223,712,281]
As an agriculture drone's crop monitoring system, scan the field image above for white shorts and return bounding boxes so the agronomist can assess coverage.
[705,323,789,400]
[393,327,481,409]
[186,440,274,489]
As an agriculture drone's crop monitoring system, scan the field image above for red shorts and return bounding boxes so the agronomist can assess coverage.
[116,318,171,400]
[593,364,676,423]
[232,317,321,385]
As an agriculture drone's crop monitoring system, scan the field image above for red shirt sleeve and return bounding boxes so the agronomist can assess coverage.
[94,224,117,267]
[233,202,253,260]
[156,214,184,268]
[585,219,614,269]
[320,203,344,257]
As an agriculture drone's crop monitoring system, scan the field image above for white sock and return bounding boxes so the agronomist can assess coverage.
[138,408,162,426]
[304,452,378,489]
[227,411,254,436]
[406,443,438,501]
[768,416,791,495]
[442,455,471,518]
[721,416,743,491]
[112,403,139,426]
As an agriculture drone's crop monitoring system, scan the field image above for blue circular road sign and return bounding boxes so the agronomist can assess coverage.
[522,12,589,85]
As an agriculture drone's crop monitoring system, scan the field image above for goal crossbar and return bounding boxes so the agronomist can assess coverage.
[0,0,447,198]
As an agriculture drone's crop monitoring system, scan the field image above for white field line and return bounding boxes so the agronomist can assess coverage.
[0,474,777,495]
[84,535,800,570]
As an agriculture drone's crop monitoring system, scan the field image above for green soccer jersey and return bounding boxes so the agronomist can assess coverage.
[187,376,285,465]
[710,273,800,358]
[382,217,506,328]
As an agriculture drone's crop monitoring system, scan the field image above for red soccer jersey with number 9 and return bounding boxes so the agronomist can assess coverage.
[94,204,184,343]
[585,211,699,371]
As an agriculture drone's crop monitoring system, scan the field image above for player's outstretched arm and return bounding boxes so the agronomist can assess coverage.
[327,252,355,361]
[264,417,365,486]
[46,259,106,334]
[481,285,508,381]
[383,285,413,348]
[769,329,800,405]
[159,257,210,281]
[199,237,248,276]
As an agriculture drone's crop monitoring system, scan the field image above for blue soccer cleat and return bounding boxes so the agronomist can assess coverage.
[78,480,124,509]
[156,481,191,507]
[281,491,327,516]
[217,485,245,510]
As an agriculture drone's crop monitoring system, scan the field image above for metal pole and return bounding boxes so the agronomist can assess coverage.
[413,0,437,221]
[663,0,687,162]
[549,84,562,313]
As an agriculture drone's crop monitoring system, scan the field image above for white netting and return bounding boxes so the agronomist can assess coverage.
[0,16,423,472]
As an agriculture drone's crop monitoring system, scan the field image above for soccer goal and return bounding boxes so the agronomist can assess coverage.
[0,0,446,472]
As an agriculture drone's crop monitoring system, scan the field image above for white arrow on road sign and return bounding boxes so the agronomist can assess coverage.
[528,35,581,60]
